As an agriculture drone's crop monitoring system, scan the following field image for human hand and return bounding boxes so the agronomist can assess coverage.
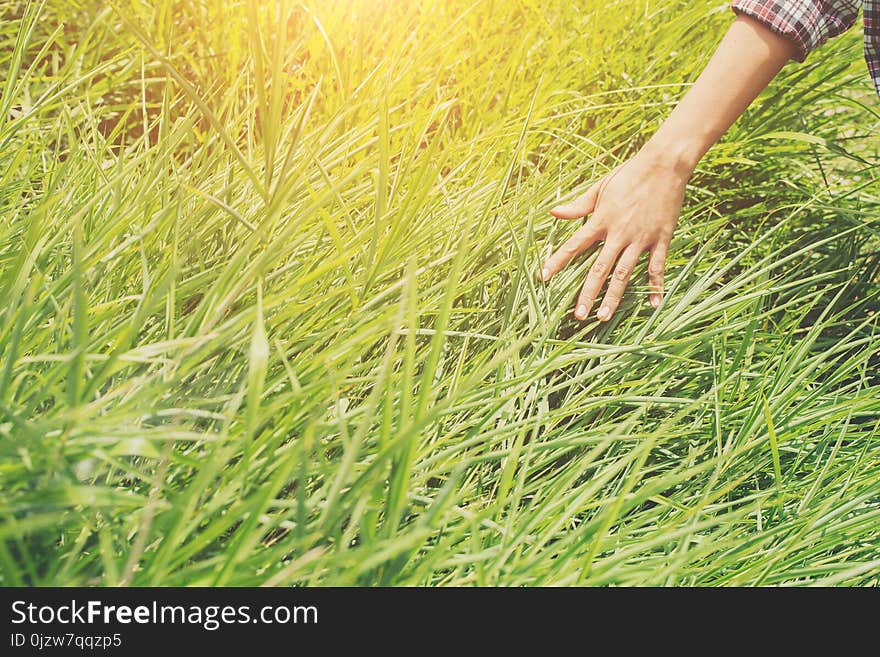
[540,149,691,321]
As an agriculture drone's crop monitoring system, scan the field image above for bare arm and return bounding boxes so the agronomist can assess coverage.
[541,15,797,322]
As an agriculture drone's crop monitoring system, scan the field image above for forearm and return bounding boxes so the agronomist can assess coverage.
[641,14,797,174]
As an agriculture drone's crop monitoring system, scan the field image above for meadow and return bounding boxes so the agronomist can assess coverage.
[1,0,879,586]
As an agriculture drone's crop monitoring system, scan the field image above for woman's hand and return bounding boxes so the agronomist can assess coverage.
[539,14,796,323]
[540,147,691,321]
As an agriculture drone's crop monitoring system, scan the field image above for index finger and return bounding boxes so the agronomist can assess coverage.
[540,221,602,281]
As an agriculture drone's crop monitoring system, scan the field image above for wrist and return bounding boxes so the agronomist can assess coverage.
[639,133,704,179]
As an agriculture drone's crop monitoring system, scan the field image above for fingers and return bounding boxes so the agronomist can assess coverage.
[540,221,602,282]
[573,243,622,320]
[647,240,669,308]
[596,244,641,321]
[549,181,602,220]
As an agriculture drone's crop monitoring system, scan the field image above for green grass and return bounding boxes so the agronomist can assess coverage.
[1,0,879,586]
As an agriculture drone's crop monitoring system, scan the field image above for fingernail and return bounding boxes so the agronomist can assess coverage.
[541,268,549,281]
[575,305,587,319]
[650,294,660,308]
[597,306,610,321]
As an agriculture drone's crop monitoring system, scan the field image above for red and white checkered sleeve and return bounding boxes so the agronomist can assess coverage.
[731,1,862,62]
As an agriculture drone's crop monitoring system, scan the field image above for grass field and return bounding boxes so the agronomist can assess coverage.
[1,0,879,586]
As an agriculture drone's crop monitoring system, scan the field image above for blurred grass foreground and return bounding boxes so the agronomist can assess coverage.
[1,0,879,586]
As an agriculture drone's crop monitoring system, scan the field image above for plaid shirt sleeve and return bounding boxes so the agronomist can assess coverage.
[731,1,861,62]
[866,3,880,91]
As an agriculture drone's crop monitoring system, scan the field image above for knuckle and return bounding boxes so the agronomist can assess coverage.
[577,224,597,240]
[588,212,607,229]
[590,260,609,277]
[612,266,630,281]
[649,262,664,276]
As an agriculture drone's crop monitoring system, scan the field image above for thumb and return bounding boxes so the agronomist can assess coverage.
[549,181,602,220]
